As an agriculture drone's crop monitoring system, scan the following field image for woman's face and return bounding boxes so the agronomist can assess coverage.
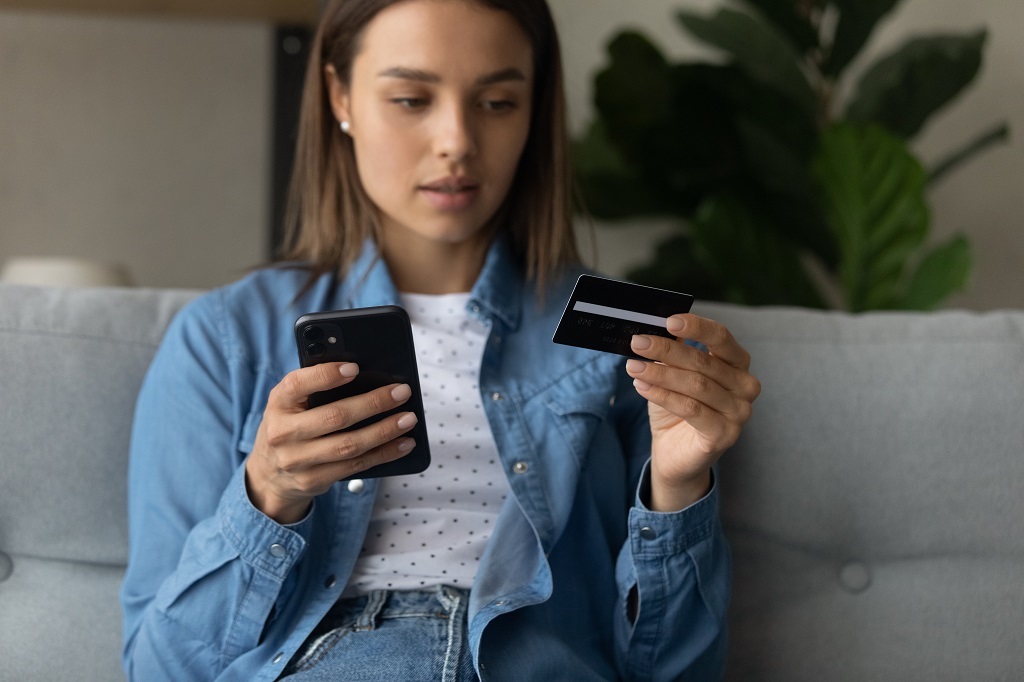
[327,0,534,255]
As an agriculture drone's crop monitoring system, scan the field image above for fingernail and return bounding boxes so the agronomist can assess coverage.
[633,378,652,392]
[340,363,359,377]
[397,412,418,430]
[625,359,646,374]
[667,316,685,334]
[631,335,652,351]
[391,384,412,401]
[397,438,416,453]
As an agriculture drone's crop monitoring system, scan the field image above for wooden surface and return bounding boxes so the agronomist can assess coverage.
[0,0,319,23]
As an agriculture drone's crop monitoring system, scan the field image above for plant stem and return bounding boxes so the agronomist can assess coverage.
[928,122,1011,185]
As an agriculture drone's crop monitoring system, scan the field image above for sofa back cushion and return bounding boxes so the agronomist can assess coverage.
[0,283,197,681]
[703,302,1024,681]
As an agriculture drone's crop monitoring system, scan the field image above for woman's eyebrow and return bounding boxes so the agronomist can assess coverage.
[377,66,527,85]
[476,67,527,86]
[378,67,440,83]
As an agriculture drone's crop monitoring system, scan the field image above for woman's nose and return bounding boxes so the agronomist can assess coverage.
[433,103,477,161]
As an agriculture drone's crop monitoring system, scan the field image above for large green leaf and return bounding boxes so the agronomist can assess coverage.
[846,31,987,138]
[899,235,972,310]
[730,116,836,264]
[812,123,932,311]
[718,66,819,161]
[689,195,828,307]
[739,0,821,53]
[677,8,816,117]
[572,120,671,219]
[593,32,674,138]
[825,0,903,76]
[584,34,747,216]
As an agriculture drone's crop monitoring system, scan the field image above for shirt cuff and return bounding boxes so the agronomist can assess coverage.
[216,462,314,579]
[629,458,719,558]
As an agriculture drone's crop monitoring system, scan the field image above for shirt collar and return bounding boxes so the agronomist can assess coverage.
[339,241,399,309]
[340,237,523,332]
[469,235,522,331]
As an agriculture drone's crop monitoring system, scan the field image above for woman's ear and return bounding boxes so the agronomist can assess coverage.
[323,64,351,127]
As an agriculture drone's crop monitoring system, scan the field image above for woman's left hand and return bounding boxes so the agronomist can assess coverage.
[625,313,761,512]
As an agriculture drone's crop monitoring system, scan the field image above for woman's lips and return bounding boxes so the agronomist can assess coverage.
[419,178,480,211]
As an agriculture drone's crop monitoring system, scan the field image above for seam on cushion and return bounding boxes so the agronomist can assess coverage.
[0,551,127,570]
[0,328,162,349]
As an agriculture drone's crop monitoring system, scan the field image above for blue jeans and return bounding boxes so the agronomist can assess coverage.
[279,586,476,681]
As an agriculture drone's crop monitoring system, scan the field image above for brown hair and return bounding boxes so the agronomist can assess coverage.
[278,0,579,290]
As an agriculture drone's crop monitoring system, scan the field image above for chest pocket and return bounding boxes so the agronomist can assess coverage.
[236,366,282,455]
[543,390,615,470]
[237,411,263,454]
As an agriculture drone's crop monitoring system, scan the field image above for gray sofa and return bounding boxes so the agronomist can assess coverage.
[1,282,1022,681]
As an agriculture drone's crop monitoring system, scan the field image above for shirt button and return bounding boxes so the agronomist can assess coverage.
[324,574,337,589]
[491,392,504,401]
[347,478,365,494]
[512,461,528,474]
[269,543,287,558]
[494,599,508,606]
[839,561,871,593]
[608,395,616,406]
[471,304,481,314]
[639,527,657,541]
[273,652,284,664]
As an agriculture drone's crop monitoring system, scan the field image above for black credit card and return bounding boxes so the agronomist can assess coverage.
[552,274,695,359]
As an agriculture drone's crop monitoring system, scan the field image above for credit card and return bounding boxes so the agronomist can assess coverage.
[552,274,694,358]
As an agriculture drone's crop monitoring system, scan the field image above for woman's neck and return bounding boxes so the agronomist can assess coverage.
[379,232,491,295]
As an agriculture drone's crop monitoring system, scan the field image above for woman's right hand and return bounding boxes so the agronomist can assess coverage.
[244,362,418,524]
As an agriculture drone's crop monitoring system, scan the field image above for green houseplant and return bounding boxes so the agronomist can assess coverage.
[574,0,1009,310]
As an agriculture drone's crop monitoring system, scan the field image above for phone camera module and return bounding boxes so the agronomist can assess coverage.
[302,325,324,343]
[306,342,326,357]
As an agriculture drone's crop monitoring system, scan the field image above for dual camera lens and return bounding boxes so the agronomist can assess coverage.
[303,325,326,357]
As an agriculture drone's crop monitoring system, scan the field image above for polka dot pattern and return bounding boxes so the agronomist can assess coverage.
[344,293,509,596]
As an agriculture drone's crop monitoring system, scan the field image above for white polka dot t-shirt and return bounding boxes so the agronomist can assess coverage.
[343,292,510,596]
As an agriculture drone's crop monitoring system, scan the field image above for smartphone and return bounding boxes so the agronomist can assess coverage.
[294,305,430,479]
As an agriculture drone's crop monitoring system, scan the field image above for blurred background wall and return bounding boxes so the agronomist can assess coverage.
[1,1,1020,306]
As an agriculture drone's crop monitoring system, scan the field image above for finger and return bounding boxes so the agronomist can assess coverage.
[325,436,418,483]
[631,334,760,401]
[289,382,414,442]
[280,401,419,470]
[633,377,743,448]
[626,359,751,422]
[292,437,418,497]
[311,394,418,462]
[270,362,360,410]
[667,314,751,371]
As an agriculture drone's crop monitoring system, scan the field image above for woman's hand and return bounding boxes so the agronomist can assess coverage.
[626,314,761,512]
[244,362,419,524]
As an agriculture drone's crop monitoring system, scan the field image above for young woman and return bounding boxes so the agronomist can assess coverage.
[120,0,760,680]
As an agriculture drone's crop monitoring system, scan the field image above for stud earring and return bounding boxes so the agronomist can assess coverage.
[340,120,350,134]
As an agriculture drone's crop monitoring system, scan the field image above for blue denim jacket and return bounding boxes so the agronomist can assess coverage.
[121,239,730,681]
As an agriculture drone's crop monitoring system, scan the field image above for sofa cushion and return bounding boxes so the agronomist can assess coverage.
[701,302,1024,681]
[0,283,198,681]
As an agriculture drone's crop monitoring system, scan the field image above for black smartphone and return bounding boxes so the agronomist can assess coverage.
[294,305,430,479]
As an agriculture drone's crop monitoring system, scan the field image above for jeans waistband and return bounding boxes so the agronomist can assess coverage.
[336,585,470,632]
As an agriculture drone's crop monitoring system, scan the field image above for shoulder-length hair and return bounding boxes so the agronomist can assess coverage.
[278,0,579,290]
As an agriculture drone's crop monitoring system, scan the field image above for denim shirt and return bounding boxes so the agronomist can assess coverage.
[120,239,730,681]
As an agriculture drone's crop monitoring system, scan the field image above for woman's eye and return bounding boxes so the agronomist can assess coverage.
[481,100,516,112]
[392,98,428,109]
